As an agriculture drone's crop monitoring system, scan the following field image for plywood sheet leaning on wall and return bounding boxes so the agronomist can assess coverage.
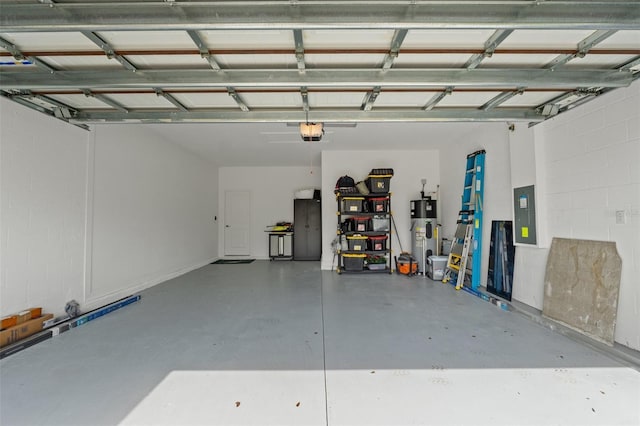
[543,238,621,345]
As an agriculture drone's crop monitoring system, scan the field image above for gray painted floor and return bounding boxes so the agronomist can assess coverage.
[1,261,639,426]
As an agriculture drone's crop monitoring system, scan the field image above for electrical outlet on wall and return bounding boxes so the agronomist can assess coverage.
[615,210,626,224]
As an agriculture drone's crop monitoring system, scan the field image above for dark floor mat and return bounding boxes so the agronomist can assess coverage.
[211,259,255,264]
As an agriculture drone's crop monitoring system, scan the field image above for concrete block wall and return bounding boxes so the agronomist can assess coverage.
[1,98,89,316]
[512,80,640,350]
[541,81,640,350]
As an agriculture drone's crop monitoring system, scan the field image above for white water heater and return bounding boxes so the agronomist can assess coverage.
[411,198,438,274]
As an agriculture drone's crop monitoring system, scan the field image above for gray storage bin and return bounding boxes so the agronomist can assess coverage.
[372,215,389,232]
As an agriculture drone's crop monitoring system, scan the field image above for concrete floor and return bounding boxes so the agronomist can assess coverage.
[1,261,639,426]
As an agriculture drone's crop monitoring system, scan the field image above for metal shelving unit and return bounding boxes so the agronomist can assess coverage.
[335,192,393,274]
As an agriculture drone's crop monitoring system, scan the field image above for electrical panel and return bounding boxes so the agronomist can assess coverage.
[513,185,537,245]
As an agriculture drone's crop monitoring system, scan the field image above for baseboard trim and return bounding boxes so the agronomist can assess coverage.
[510,299,640,370]
[85,257,215,312]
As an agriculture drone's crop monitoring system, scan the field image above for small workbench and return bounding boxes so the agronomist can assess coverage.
[268,232,294,260]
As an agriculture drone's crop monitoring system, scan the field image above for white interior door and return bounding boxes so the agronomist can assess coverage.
[224,190,251,256]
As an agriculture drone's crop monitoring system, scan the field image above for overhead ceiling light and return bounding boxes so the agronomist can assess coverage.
[300,122,324,142]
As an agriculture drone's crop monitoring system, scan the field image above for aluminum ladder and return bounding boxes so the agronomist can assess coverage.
[442,212,473,289]
[444,149,486,290]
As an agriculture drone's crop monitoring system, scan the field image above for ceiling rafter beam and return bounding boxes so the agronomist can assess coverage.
[577,30,618,56]
[4,89,84,126]
[546,89,601,105]
[186,30,221,71]
[0,36,57,73]
[361,30,407,112]
[361,86,381,111]
[154,88,189,111]
[25,87,574,96]
[83,89,129,112]
[6,89,76,119]
[31,94,72,111]
[545,30,618,70]
[2,89,87,129]
[0,69,631,90]
[2,2,639,31]
[227,87,250,112]
[464,29,513,69]
[0,36,25,60]
[536,88,600,116]
[382,29,408,70]
[293,29,306,72]
[619,55,640,71]
[28,92,78,118]
[81,31,137,71]
[68,108,545,124]
[480,87,526,110]
[422,86,453,110]
[3,48,640,58]
[3,92,51,114]
[300,87,309,112]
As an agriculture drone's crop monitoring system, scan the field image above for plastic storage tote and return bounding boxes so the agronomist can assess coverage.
[346,235,368,251]
[343,253,366,271]
[366,175,392,193]
[427,255,448,280]
[342,197,364,213]
[369,197,389,213]
[352,216,371,232]
[367,235,388,251]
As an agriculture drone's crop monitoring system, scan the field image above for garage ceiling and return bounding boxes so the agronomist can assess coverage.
[1,1,639,130]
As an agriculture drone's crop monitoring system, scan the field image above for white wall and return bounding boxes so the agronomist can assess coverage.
[1,98,89,317]
[508,124,549,308]
[510,80,640,350]
[439,123,514,288]
[218,166,321,258]
[320,150,440,270]
[1,98,219,317]
[89,125,218,306]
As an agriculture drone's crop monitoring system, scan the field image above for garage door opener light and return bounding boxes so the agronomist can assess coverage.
[300,115,324,142]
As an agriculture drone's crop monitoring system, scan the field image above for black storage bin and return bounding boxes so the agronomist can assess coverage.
[340,219,353,233]
[342,197,364,213]
[367,235,388,251]
[352,216,371,232]
[366,175,392,193]
[343,254,365,271]
[369,197,389,213]
[370,168,394,176]
[346,235,368,251]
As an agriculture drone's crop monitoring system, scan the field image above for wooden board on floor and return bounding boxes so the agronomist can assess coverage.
[543,238,621,345]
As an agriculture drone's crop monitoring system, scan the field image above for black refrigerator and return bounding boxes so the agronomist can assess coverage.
[293,199,322,260]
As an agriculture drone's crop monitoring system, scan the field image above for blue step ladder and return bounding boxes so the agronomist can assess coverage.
[463,150,486,290]
[444,150,486,290]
